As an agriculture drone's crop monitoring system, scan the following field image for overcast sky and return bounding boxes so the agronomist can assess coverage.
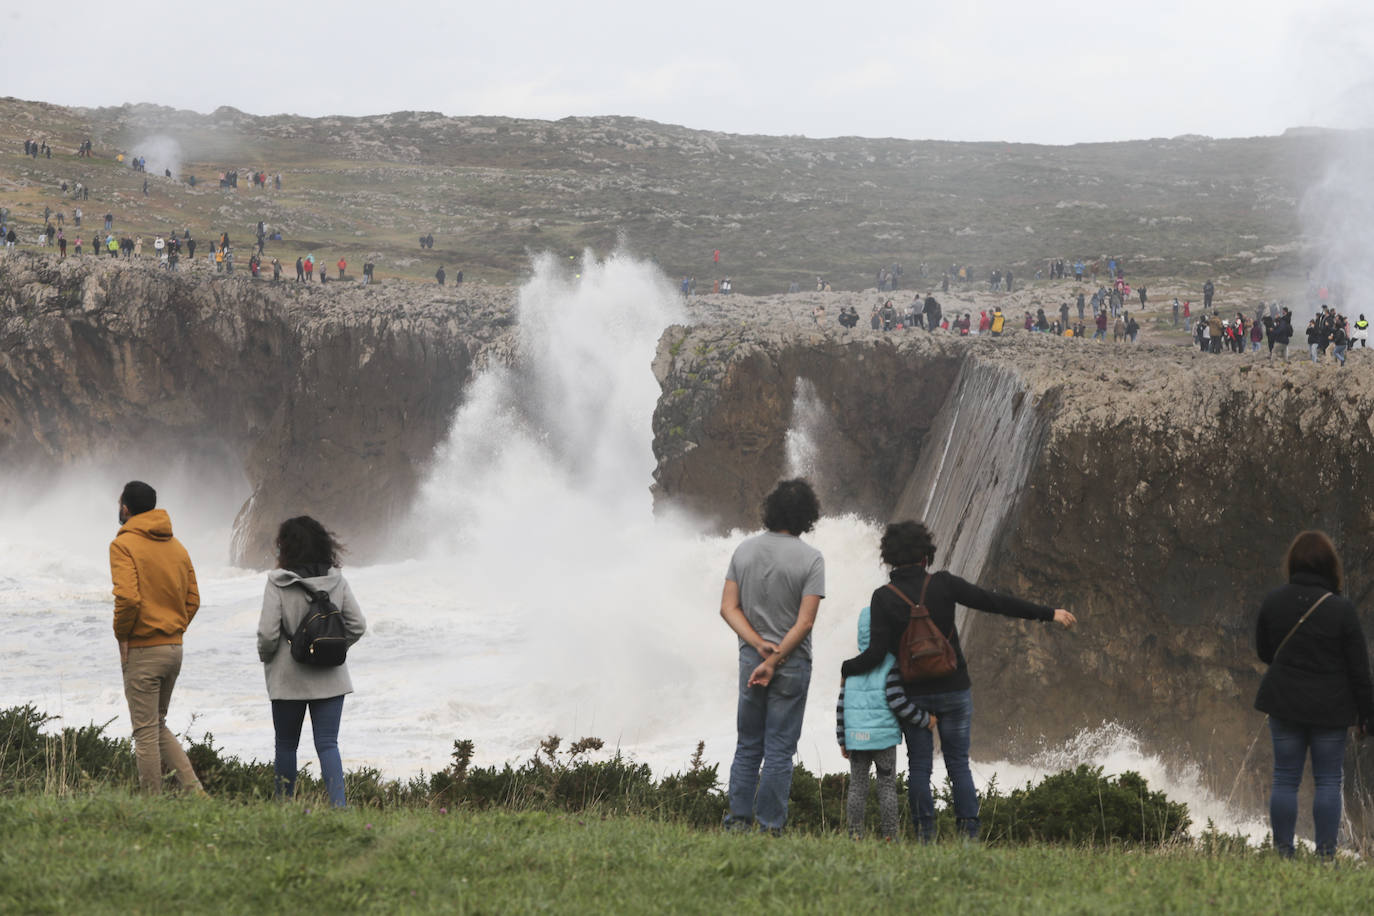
[3,0,1371,145]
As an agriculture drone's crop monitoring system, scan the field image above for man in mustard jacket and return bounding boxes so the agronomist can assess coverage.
[111,481,205,794]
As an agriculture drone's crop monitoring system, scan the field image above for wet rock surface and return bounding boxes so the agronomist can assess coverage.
[653,294,1374,803]
[0,253,516,564]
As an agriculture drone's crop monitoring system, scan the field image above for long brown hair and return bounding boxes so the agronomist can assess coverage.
[1284,530,1343,593]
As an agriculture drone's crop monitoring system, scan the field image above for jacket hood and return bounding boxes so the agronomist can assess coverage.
[856,606,872,651]
[118,509,174,541]
[269,567,343,590]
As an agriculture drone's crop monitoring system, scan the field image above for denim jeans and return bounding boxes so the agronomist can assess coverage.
[902,688,977,841]
[272,695,347,807]
[726,647,811,831]
[1334,344,1347,366]
[1268,717,1347,858]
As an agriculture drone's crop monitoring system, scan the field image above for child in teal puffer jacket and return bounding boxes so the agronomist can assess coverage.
[836,606,934,839]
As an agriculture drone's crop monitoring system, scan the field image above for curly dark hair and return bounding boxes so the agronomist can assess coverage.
[880,521,937,568]
[275,516,345,570]
[761,478,820,535]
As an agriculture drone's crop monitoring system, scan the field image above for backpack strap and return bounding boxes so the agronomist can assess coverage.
[885,573,933,616]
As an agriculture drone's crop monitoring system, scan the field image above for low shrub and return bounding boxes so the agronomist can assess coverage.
[981,764,1191,846]
[0,705,1192,846]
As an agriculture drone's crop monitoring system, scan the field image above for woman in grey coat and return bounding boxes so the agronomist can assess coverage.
[256,517,366,807]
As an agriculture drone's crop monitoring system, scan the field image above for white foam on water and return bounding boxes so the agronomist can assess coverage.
[0,249,1264,839]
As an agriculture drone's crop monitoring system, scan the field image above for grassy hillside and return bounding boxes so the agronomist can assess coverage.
[1,794,1368,915]
[0,98,1332,293]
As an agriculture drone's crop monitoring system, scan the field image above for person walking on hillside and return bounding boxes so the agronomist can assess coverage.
[436,266,446,286]
[295,257,305,282]
[1203,280,1215,310]
[1255,531,1373,859]
[337,257,346,280]
[257,516,366,808]
[841,521,1074,841]
[111,481,206,796]
[720,479,825,835]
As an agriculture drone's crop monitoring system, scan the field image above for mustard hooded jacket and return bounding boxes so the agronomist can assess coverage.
[110,509,200,646]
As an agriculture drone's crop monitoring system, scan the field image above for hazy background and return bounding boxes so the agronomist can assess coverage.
[3,0,1371,144]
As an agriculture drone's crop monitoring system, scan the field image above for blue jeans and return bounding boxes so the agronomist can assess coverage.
[726,648,811,831]
[902,688,977,841]
[272,695,347,807]
[1269,717,1347,857]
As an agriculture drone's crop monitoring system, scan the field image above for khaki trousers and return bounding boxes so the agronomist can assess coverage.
[123,644,201,793]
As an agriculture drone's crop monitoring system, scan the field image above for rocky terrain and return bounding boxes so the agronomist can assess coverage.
[4,93,1371,810]
[651,307,1374,807]
[0,97,1338,293]
[0,253,515,564]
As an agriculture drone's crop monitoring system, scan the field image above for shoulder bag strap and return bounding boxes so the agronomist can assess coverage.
[1272,592,1333,661]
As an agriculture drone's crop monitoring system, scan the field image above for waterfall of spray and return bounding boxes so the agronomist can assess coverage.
[783,378,824,480]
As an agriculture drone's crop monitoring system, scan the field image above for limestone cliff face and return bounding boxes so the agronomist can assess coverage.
[0,254,515,565]
[652,324,1374,802]
[651,326,964,529]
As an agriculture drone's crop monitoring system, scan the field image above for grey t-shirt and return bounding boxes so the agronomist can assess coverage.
[725,531,825,660]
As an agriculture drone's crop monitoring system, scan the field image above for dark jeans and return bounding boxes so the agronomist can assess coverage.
[272,695,347,807]
[1269,717,1347,858]
[901,688,977,841]
[726,648,811,831]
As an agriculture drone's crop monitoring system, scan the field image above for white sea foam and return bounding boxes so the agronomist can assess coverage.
[0,250,1263,839]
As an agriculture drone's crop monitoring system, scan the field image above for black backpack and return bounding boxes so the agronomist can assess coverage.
[289,583,349,667]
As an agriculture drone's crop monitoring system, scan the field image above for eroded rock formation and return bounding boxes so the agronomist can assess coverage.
[0,254,515,565]
[651,320,1374,806]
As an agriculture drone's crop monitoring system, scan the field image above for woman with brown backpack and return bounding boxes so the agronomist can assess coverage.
[840,521,1075,842]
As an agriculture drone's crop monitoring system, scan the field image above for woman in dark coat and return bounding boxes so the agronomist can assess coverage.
[1254,530,1374,858]
[840,521,1076,841]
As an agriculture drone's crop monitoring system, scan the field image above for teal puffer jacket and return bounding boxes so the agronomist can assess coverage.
[843,607,902,750]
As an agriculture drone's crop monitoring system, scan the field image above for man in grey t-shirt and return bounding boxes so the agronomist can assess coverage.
[719,479,825,833]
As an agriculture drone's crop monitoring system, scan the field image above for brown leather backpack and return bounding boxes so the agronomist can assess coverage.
[888,576,958,681]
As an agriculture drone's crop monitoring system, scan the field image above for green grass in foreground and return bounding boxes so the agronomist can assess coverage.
[0,794,1369,915]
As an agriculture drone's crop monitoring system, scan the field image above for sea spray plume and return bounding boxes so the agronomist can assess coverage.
[1297,129,1374,322]
[515,249,683,499]
[127,135,184,178]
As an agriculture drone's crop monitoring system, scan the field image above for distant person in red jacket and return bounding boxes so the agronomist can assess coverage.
[337,258,346,279]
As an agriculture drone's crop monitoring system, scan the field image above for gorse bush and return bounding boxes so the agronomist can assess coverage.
[0,704,135,793]
[0,705,1191,844]
[981,765,1191,845]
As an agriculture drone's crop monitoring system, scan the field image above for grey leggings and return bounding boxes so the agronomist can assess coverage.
[847,746,899,839]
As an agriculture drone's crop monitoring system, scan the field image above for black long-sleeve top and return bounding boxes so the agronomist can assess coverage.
[839,566,1054,696]
[1254,572,1374,729]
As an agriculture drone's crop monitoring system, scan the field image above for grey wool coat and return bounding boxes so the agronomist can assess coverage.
[256,568,367,700]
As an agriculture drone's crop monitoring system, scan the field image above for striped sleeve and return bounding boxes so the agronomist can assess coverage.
[885,668,931,730]
[836,686,846,748]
